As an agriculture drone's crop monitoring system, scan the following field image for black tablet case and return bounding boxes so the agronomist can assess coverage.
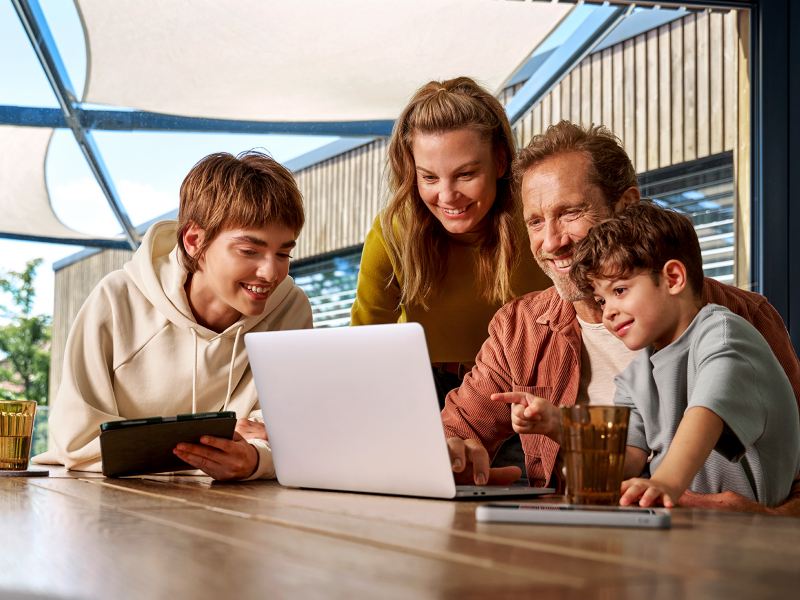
[99,415,237,477]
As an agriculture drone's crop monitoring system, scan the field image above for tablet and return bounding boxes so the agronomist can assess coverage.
[475,503,671,529]
[99,411,237,477]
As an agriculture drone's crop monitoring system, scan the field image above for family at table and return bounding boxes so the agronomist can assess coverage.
[33,77,800,514]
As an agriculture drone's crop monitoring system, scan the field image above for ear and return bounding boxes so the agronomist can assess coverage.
[613,186,641,214]
[182,221,206,259]
[661,259,688,296]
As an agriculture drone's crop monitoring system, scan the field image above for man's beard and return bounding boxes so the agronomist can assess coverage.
[534,249,586,303]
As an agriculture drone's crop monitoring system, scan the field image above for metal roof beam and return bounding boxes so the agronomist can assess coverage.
[12,0,139,250]
[505,4,630,126]
[0,105,394,137]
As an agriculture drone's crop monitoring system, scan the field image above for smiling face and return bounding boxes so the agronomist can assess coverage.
[592,270,683,351]
[411,128,503,235]
[521,152,612,302]
[183,223,297,332]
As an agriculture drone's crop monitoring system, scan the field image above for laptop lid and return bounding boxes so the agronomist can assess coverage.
[245,323,553,500]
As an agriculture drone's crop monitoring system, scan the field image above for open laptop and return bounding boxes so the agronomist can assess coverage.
[244,323,555,500]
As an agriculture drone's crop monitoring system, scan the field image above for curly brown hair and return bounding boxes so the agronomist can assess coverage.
[570,201,704,297]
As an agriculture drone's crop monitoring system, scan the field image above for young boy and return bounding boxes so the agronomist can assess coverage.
[34,151,312,480]
[570,202,800,508]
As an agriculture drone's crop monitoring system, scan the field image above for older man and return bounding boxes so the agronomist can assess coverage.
[442,120,800,514]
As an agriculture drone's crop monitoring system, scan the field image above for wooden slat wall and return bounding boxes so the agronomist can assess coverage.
[48,10,741,401]
[511,11,739,173]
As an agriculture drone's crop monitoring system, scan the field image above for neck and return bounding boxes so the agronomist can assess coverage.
[573,297,603,323]
[184,273,241,333]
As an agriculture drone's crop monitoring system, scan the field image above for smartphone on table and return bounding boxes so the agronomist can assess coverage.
[475,502,671,529]
[99,411,237,477]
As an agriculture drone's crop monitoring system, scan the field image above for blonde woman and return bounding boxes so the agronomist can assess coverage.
[351,77,550,405]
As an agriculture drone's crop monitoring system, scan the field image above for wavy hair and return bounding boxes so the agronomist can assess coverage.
[381,76,520,309]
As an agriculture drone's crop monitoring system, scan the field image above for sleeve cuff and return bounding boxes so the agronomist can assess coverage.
[243,439,276,480]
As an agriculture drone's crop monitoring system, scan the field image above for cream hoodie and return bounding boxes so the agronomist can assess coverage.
[34,221,313,478]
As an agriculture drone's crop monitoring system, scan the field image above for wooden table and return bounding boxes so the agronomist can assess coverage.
[2,468,799,599]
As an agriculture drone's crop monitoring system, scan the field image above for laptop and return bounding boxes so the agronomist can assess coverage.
[244,323,555,500]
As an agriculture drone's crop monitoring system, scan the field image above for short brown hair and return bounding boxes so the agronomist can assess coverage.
[513,120,637,209]
[570,201,704,296]
[177,150,304,273]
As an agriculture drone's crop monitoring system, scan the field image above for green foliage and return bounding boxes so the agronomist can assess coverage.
[0,259,51,406]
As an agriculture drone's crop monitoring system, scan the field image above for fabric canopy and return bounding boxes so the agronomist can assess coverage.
[3,0,570,245]
[78,0,570,121]
[0,125,108,241]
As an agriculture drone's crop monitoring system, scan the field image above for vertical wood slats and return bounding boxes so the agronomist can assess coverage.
[511,10,738,175]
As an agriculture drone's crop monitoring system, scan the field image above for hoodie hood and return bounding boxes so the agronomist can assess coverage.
[123,220,298,339]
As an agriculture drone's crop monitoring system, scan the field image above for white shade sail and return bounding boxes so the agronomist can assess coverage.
[79,0,570,121]
[0,125,104,241]
[3,0,570,245]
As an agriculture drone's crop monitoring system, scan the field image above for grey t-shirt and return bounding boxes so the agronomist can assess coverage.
[614,303,800,507]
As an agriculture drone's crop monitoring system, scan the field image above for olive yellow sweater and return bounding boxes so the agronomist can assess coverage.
[350,216,550,363]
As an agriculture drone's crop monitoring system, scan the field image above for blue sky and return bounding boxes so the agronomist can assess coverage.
[0,0,335,317]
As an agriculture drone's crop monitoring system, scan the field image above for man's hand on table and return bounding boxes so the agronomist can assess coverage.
[490,391,562,441]
[447,437,521,486]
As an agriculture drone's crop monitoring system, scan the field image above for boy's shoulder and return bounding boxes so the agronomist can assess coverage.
[688,303,774,357]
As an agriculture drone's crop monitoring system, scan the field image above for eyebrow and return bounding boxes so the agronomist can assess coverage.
[415,160,482,174]
[232,235,296,249]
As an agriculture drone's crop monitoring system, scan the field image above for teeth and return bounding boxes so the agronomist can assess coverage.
[244,284,269,294]
[553,259,572,269]
[442,207,467,216]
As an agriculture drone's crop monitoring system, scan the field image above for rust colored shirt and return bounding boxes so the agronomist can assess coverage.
[441,278,800,487]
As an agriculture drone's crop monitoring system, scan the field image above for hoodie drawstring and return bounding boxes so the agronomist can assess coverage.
[190,327,199,414]
[222,325,243,412]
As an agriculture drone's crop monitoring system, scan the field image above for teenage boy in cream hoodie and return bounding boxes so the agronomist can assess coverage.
[34,151,312,480]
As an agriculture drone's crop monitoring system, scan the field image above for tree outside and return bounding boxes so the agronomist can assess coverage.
[0,259,51,455]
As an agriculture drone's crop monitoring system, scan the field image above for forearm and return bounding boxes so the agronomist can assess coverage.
[650,407,724,495]
[623,446,648,479]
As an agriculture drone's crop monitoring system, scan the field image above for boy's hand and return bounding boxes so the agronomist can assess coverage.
[173,432,259,481]
[620,477,680,508]
[235,418,268,441]
[490,392,561,441]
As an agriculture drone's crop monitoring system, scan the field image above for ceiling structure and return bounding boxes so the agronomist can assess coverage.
[2,0,632,250]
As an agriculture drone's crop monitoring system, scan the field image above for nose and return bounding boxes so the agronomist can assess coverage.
[602,298,618,320]
[256,258,278,283]
[437,180,459,205]
[541,219,569,255]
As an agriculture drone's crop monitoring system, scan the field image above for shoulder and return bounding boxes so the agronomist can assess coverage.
[491,287,568,329]
[690,304,769,356]
[701,278,771,316]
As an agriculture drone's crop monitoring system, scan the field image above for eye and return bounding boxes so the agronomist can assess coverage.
[458,171,475,179]
[277,253,293,260]
[561,208,583,222]
[613,287,626,296]
[420,174,437,183]
[594,297,606,307]
[238,248,258,257]
[526,217,544,230]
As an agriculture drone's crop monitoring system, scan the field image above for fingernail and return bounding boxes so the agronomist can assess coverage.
[453,458,463,470]
[476,473,487,485]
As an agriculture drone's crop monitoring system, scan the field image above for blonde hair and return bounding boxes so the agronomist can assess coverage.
[177,150,304,273]
[382,76,520,309]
